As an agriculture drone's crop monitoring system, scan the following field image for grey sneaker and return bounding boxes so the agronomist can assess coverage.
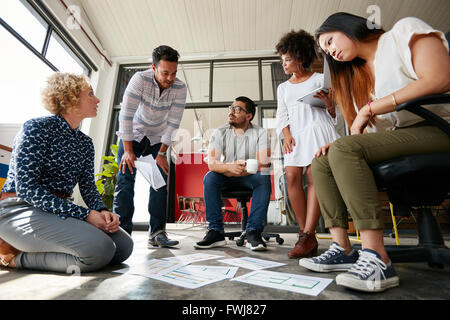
[148,231,179,248]
[246,230,267,251]
[336,249,399,292]
[299,242,359,272]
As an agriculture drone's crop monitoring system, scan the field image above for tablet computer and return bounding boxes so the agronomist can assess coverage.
[297,59,331,108]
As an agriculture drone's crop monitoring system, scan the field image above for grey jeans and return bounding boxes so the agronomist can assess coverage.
[0,198,134,273]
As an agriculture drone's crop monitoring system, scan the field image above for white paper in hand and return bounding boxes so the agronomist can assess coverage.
[134,154,166,190]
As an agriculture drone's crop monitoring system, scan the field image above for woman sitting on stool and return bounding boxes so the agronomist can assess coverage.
[299,13,450,292]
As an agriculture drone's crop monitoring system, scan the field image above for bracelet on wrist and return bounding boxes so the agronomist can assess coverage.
[391,93,398,110]
[368,101,374,119]
[158,151,167,157]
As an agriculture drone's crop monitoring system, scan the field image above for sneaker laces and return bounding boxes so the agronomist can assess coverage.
[314,243,343,262]
[349,250,388,279]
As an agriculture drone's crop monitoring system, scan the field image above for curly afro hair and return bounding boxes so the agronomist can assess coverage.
[275,30,317,69]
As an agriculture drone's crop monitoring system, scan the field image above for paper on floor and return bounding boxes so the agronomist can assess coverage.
[218,256,286,270]
[232,270,333,296]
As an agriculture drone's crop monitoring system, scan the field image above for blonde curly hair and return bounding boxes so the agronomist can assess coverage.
[41,73,90,115]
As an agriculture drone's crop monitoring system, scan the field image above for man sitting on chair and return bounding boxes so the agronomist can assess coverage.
[194,96,272,251]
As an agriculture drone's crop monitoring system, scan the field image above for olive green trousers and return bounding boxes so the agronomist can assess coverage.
[311,125,450,230]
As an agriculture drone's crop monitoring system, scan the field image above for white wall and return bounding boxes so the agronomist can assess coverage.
[0,124,21,148]
[42,0,118,175]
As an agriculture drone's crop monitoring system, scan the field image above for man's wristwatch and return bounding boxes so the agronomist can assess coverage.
[158,151,167,157]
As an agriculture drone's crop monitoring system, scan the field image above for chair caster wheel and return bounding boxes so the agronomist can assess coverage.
[236,238,245,246]
[276,237,284,245]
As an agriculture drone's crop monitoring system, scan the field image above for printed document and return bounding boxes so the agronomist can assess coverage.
[218,257,286,270]
[134,154,166,190]
[232,270,333,296]
[162,253,224,264]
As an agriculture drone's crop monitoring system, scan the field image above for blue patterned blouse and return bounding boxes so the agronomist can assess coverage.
[2,115,108,220]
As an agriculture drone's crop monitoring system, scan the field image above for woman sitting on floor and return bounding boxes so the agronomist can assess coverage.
[0,73,133,273]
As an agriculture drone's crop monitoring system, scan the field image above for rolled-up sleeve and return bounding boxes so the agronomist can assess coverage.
[161,84,187,146]
[117,72,144,141]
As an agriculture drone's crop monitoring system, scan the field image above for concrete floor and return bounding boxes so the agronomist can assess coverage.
[0,223,449,301]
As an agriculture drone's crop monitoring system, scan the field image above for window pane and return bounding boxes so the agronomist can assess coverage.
[115,67,148,105]
[262,108,277,129]
[46,33,87,74]
[0,0,48,52]
[265,60,289,101]
[0,25,53,124]
[172,106,261,155]
[173,107,229,154]
[212,61,259,102]
[263,59,288,100]
[178,63,210,103]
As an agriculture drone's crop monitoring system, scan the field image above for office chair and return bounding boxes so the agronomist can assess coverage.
[221,184,284,246]
[364,94,450,268]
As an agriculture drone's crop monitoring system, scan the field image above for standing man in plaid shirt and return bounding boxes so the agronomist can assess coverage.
[114,45,187,248]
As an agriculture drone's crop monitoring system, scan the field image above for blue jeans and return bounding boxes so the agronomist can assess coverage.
[203,171,271,234]
[113,138,168,235]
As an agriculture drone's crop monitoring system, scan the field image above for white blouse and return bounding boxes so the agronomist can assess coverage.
[368,17,450,133]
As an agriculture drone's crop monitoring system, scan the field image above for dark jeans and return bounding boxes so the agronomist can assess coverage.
[203,171,271,233]
[113,138,167,235]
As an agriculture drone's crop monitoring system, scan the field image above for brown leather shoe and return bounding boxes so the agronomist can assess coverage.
[288,231,318,259]
[0,238,20,267]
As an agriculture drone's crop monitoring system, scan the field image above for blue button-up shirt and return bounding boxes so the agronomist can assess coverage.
[2,115,108,220]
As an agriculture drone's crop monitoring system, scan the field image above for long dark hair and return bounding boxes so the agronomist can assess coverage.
[315,12,385,126]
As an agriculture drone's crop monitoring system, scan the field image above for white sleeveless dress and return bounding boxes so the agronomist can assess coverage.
[276,73,340,167]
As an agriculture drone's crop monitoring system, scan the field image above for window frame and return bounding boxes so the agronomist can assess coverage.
[0,0,95,75]
[106,57,286,152]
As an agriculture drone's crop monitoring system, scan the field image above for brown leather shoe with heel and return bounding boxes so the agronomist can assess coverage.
[288,231,318,259]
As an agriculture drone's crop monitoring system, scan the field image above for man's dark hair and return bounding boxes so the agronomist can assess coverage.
[235,96,256,121]
[152,45,180,66]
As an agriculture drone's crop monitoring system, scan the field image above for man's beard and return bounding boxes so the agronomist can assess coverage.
[229,119,241,128]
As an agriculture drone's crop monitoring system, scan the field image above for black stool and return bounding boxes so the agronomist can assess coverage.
[369,153,450,268]
[221,185,284,246]
[355,94,450,268]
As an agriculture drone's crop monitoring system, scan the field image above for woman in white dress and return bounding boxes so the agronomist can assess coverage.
[275,30,340,259]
